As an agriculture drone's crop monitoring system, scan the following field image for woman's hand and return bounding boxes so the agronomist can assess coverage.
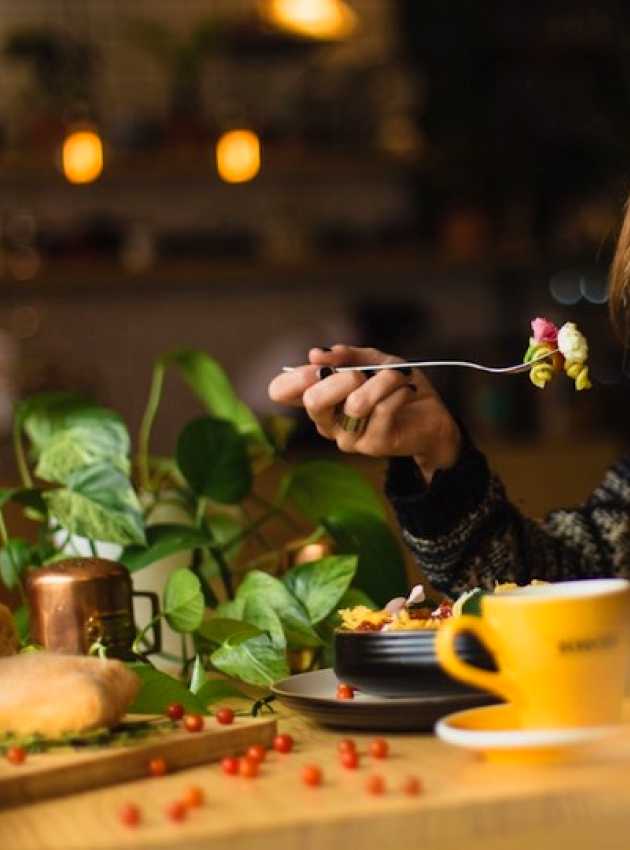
[268,344,461,484]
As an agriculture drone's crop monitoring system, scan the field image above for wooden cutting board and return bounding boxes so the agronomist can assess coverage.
[0,714,276,809]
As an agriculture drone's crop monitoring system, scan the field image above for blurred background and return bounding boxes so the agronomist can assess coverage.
[0,0,628,516]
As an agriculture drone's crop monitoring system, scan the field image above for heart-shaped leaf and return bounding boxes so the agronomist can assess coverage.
[280,460,385,522]
[127,663,208,714]
[236,570,321,649]
[323,510,408,606]
[211,634,289,687]
[163,568,205,633]
[242,596,287,649]
[196,616,262,645]
[176,417,252,504]
[283,555,358,625]
[121,524,212,573]
[44,462,145,546]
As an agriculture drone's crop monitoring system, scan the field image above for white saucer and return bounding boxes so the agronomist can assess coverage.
[435,703,621,763]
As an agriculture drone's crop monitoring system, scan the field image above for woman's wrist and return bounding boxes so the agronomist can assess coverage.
[412,415,462,485]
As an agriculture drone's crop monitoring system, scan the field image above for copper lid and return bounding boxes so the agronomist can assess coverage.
[26,557,131,587]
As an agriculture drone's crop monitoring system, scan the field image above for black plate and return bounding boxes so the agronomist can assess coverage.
[333,628,496,698]
[272,669,496,732]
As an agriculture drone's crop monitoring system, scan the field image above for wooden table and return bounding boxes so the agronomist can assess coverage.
[3,703,630,850]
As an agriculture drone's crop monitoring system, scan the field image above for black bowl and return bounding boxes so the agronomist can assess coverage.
[333,628,496,698]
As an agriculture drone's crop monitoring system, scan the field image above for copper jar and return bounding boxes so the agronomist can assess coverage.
[26,557,161,660]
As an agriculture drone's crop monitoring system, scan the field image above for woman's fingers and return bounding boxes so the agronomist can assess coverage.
[302,370,365,434]
[354,384,417,456]
[268,365,320,408]
[309,344,393,368]
[343,368,412,419]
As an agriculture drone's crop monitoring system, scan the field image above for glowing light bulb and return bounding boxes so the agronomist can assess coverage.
[262,0,357,41]
[62,130,103,185]
[216,130,261,184]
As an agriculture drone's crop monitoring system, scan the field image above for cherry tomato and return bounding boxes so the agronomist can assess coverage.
[272,733,294,754]
[246,744,267,763]
[166,703,185,721]
[301,764,323,787]
[181,785,204,808]
[336,738,356,755]
[340,749,359,770]
[365,774,386,795]
[221,756,240,776]
[216,707,235,725]
[402,776,423,796]
[239,756,259,778]
[183,713,204,733]
[165,800,187,822]
[148,756,168,777]
[118,803,141,827]
[336,683,354,700]
[6,745,26,765]
[369,738,389,759]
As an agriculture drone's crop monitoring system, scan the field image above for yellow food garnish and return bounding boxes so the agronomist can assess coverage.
[565,360,592,391]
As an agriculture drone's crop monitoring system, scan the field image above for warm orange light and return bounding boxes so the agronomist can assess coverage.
[262,0,357,40]
[62,130,103,185]
[216,130,261,184]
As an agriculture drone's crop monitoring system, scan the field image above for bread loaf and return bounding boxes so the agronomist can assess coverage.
[0,652,140,736]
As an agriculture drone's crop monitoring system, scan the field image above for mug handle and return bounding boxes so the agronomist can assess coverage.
[132,591,162,655]
[435,615,520,703]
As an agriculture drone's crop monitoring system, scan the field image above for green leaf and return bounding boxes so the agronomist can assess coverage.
[242,596,287,649]
[120,524,211,573]
[195,679,248,707]
[163,568,205,633]
[196,616,262,645]
[0,539,33,590]
[213,598,245,620]
[162,350,272,456]
[189,654,207,695]
[211,634,289,687]
[127,663,207,715]
[17,393,130,473]
[281,460,385,523]
[460,588,485,617]
[205,514,243,560]
[0,489,47,520]
[44,462,145,546]
[283,555,358,625]
[236,571,321,649]
[323,510,408,606]
[176,417,252,504]
[13,605,29,644]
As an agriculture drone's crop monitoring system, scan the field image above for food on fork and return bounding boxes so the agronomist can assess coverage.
[524,317,591,390]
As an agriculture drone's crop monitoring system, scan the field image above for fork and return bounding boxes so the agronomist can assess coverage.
[282,350,559,376]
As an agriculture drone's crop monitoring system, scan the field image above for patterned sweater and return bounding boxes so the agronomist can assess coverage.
[385,434,630,598]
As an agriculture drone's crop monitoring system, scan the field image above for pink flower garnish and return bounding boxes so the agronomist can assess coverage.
[531,317,559,344]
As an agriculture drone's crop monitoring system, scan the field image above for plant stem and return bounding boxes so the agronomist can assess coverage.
[138,361,166,493]
[88,539,98,558]
[132,613,164,655]
[12,418,32,488]
[250,493,301,532]
[0,511,8,546]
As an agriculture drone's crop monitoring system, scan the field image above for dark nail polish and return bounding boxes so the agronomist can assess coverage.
[318,366,334,380]
[407,383,417,392]
[398,366,412,376]
[361,369,375,379]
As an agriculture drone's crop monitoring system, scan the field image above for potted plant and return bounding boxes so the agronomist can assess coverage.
[0,349,409,712]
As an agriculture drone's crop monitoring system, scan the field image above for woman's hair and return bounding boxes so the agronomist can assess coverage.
[610,197,630,340]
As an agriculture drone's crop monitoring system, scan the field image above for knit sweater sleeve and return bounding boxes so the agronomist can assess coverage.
[385,439,630,598]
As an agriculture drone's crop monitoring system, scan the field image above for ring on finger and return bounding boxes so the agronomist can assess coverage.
[337,412,369,434]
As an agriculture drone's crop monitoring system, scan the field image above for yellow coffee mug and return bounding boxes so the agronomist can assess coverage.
[436,579,630,729]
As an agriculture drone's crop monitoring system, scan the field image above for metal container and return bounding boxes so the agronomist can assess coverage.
[26,557,161,659]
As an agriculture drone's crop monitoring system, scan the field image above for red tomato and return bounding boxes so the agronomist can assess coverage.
[340,749,359,769]
[6,746,26,765]
[336,683,354,700]
[165,800,187,822]
[221,756,240,776]
[239,756,259,778]
[118,803,141,827]
[246,744,266,763]
[369,738,389,759]
[365,774,386,795]
[272,733,294,754]
[402,776,423,796]
[216,707,235,726]
[182,785,204,808]
[301,764,323,787]
[183,713,204,733]
[336,738,356,755]
[148,756,167,777]
[166,703,185,721]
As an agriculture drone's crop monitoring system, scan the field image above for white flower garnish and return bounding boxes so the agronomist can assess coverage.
[557,322,588,363]
[406,584,425,606]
